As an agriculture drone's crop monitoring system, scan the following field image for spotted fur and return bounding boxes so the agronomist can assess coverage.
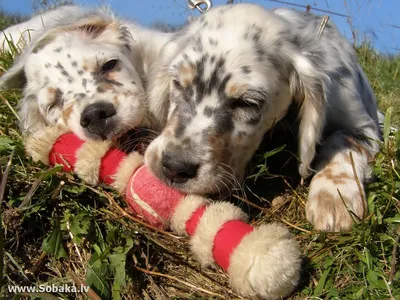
[0,6,172,141]
[145,4,381,232]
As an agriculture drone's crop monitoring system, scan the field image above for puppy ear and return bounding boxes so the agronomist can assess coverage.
[0,57,27,89]
[77,22,108,37]
[18,94,47,135]
[73,17,132,47]
[289,53,330,179]
[0,23,62,90]
[146,39,185,130]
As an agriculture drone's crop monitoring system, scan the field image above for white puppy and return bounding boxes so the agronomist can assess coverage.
[0,6,173,141]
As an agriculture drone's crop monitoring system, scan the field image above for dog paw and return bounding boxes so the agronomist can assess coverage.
[306,171,366,232]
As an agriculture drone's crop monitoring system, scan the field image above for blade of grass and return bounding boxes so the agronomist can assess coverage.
[384,107,393,147]
[0,149,14,292]
[0,93,20,121]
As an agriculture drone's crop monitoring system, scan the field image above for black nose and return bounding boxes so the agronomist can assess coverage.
[162,152,199,184]
[80,102,116,134]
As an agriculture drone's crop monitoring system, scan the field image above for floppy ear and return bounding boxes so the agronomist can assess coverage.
[0,29,59,90]
[0,56,27,89]
[0,25,66,90]
[0,16,70,90]
[18,94,47,135]
[288,53,330,179]
[146,38,188,130]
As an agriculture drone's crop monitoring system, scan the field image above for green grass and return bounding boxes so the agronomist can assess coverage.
[0,12,399,300]
[357,45,400,126]
[0,11,26,32]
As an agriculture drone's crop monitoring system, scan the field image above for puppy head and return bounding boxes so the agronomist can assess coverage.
[0,12,146,141]
[145,4,328,195]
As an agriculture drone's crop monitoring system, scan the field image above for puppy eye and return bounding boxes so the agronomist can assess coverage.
[230,98,259,110]
[101,59,118,72]
[172,79,184,90]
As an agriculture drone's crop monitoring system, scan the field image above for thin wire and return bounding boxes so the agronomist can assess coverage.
[267,0,351,18]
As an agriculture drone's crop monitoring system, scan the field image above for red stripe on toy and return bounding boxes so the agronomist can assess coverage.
[49,133,84,172]
[125,166,185,229]
[212,220,254,271]
[185,205,207,236]
[100,148,126,184]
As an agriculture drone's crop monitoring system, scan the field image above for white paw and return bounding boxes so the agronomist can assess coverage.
[306,171,366,232]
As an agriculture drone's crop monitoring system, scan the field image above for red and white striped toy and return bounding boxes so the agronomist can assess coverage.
[25,125,302,300]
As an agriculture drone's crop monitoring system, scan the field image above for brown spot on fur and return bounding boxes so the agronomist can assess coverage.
[314,189,334,203]
[179,64,196,88]
[226,82,248,98]
[208,131,231,164]
[344,136,371,159]
[62,105,74,124]
[47,87,57,96]
[314,166,335,180]
[332,172,354,185]
[337,172,352,180]
[113,95,119,108]
[314,166,353,185]
[106,71,116,81]
[97,83,113,91]
[77,21,109,38]
[332,178,349,185]
[103,71,124,87]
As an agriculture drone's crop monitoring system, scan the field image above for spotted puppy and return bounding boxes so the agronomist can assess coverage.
[145,3,381,232]
[0,6,172,141]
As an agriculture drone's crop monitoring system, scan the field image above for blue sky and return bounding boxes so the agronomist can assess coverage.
[1,0,399,53]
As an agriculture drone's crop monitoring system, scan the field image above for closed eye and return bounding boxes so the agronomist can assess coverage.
[172,79,184,90]
[229,97,259,110]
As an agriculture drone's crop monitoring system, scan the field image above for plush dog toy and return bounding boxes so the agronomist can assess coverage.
[25,125,302,300]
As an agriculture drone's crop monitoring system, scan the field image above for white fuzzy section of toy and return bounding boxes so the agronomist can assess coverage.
[189,202,248,267]
[74,139,112,185]
[111,152,144,193]
[170,195,210,235]
[227,223,302,300]
[24,125,70,164]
